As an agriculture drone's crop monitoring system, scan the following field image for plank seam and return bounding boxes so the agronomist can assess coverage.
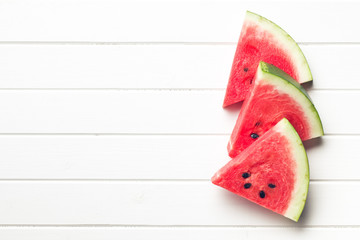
[0,179,355,182]
[0,224,359,228]
[0,88,356,91]
[0,133,354,136]
[0,41,359,45]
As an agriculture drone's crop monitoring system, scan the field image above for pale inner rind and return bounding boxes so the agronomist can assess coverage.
[274,119,309,222]
[257,67,324,138]
[245,11,312,83]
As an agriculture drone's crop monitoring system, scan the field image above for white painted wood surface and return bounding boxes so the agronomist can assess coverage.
[0,0,359,42]
[0,181,357,225]
[0,44,359,90]
[0,90,356,134]
[0,135,356,180]
[0,0,358,239]
[0,227,358,240]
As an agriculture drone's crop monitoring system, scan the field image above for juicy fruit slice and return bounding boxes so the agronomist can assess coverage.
[228,61,323,158]
[223,11,312,107]
[212,118,309,222]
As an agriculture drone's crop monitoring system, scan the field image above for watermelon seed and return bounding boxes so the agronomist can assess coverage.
[250,133,259,139]
[244,67,248,72]
[242,172,250,178]
[268,183,276,188]
[244,183,252,189]
[250,78,253,84]
[259,191,265,198]
[255,122,261,127]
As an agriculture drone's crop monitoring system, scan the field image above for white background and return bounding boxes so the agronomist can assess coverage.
[0,0,358,239]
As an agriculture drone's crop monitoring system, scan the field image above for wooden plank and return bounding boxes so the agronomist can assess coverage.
[0,227,358,240]
[0,181,358,225]
[0,135,356,180]
[0,44,233,89]
[0,44,358,90]
[302,44,360,90]
[0,90,354,134]
[0,0,359,42]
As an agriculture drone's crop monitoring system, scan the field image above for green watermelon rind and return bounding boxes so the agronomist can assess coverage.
[258,61,324,138]
[260,61,312,101]
[246,11,313,84]
[274,118,309,222]
[213,118,310,221]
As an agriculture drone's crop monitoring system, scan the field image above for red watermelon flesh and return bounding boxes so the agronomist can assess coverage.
[228,61,323,158]
[212,118,309,222]
[223,11,312,107]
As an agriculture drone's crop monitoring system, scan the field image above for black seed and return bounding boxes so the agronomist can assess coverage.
[250,133,259,139]
[255,122,261,127]
[244,183,252,189]
[259,191,265,198]
[250,78,253,84]
[242,172,250,179]
[244,67,249,72]
[268,183,276,188]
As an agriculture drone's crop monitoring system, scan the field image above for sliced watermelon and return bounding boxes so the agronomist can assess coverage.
[228,61,323,158]
[223,11,312,107]
[212,118,309,222]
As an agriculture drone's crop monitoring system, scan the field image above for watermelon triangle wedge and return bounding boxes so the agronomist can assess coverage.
[223,11,312,107]
[228,61,323,158]
[212,118,309,222]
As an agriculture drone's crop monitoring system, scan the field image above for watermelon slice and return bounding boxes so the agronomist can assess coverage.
[228,61,323,158]
[212,118,309,222]
[223,11,312,107]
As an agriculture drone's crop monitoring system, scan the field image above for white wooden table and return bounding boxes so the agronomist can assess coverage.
[0,0,358,239]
